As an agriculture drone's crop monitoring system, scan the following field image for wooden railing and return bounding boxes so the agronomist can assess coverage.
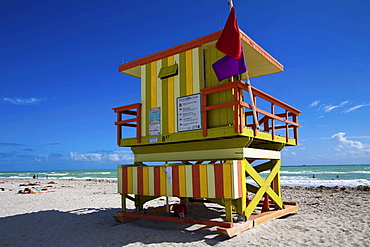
[113,80,300,145]
[112,103,142,145]
[201,80,301,143]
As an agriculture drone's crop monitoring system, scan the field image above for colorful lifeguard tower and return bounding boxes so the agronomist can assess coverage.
[112,18,301,237]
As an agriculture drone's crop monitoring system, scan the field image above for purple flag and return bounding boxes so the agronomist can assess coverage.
[212,52,247,82]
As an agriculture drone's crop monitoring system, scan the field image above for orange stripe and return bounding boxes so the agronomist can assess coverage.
[119,30,284,74]
[138,167,143,195]
[172,166,179,197]
[214,164,224,198]
[154,166,161,196]
[122,167,127,194]
[192,165,200,197]
[237,161,243,198]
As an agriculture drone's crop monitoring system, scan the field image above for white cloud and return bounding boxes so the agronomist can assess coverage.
[309,100,320,108]
[3,97,47,105]
[70,150,134,162]
[344,103,370,113]
[323,100,348,112]
[332,132,363,149]
[330,132,370,159]
[330,132,370,155]
[70,152,103,161]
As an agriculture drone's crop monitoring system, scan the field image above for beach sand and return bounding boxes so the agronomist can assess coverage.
[0,179,369,246]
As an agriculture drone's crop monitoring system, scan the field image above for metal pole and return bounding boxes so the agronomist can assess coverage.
[228,0,233,8]
[227,0,260,130]
[245,77,260,130]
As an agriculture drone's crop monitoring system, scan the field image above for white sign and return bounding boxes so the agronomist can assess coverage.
[149,107,161,136]
[177,93,202,132]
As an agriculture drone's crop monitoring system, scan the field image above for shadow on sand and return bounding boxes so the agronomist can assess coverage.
[0,206,229,246]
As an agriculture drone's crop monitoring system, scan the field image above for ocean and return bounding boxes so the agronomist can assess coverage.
[1,164,369,187]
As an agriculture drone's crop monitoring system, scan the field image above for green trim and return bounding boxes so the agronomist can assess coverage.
[158,64,178,79]
[179,52,187,96]
[119,126,297,147]
[145,64,151,136]
[132,137,252,154]
[161,58,169,134]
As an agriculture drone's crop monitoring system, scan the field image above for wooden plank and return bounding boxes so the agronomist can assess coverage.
[217,221,254,238]
[137,167,143,195]
[199,164,208,198]
[206,164,215,198]
[217,203,299,238]
[154,166,161,196]
[192,165,201,198]
[160,166,167,196]
[172,165,179,197]
[116,211,234,228]
[214,163,224,198]
[122,166,127,194]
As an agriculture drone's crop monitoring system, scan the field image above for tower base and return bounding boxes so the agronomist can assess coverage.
[113,201,298,238]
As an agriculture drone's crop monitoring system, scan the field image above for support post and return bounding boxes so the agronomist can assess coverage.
[224,199,233,222]
[121,194,126,212]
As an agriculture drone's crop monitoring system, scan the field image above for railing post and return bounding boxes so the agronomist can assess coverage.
[293,114,298,144]
[285,110,289,143]
[202,93,208,137]
[271,103,275,140]
[117,111,122,146]
[137,104,142,143]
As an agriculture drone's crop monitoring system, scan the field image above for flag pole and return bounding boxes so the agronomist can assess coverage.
[228,0,260,130]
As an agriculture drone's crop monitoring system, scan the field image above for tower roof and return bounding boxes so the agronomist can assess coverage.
[119,29,283,79]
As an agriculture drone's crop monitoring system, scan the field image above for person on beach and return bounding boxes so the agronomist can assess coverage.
[18,187,54,194]
[18,188,37,194]
[1,188,14,191]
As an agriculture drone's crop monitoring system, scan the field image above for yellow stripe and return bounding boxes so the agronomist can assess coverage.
[185,50,193,95]
[206,164,215,198]
[143,167,149,196]
[150,62,157,108]
[141,65,146,136]
[174,54,180,132]
[199,164,208,198]
[192,48,200,93]
[127,166,133,194]
[156,60,162,107]
[179,165,186,197]
[132,167,138,194]
[160,166,166,196]
[148,167,154,195]
[185,165,193,197]
[167,56,175,133]
[223,162,232,198]
[156,60,162,129]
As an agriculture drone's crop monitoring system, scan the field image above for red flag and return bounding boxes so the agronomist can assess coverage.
[215,7,242,59]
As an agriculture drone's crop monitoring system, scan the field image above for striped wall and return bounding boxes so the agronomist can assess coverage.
[140,48,202,136]
[203,46,235,128]
[118,161,245,199]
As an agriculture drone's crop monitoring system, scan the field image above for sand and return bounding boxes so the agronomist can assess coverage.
[0,179,369,246]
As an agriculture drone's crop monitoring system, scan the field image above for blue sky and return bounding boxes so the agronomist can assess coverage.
[1,0,370,171]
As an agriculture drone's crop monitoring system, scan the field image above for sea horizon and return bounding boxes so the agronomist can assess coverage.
[1,163,369,188]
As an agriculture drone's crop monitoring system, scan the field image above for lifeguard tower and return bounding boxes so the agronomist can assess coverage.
[112,8,301,237]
